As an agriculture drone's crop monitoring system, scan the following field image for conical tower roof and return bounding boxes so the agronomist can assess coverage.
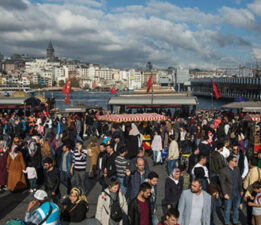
[47,40,54,49]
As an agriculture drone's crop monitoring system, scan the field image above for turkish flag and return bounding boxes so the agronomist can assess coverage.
[111,86,116,94]
[62,78,71,95]
[64,94,70,104]
[146,74,153,93]
[211,80,221,99]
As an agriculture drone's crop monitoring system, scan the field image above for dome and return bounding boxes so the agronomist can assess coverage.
[11,91,29,98]
[35,94,47,103]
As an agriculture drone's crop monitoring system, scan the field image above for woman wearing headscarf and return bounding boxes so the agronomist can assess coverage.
[6,139,27,191]
[162,168,183,212]
[60,187,88,222]
[125,123,140,159]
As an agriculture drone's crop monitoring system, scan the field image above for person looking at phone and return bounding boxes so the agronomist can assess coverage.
[24,189,59,225]
[115,146,129,195]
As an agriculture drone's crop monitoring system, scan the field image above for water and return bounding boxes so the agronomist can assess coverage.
[33,91,233,112]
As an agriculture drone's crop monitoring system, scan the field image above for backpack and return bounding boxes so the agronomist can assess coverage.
[104,191,123,222]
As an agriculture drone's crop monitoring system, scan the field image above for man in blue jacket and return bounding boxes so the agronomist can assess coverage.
[125,157,150,202]
[59,144,73,195]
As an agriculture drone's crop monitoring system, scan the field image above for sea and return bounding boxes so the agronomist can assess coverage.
[34,91,233,112]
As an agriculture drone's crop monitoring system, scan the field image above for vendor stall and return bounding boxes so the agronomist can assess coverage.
[244,114,261,153]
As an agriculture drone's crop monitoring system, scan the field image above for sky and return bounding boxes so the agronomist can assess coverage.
[1,0,261,69]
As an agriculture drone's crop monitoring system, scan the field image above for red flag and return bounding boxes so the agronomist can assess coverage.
[211,80,221,99]
[62,78,71,95]
[146,74,153,93]
[64,94,70,104]
[110,86,116,94]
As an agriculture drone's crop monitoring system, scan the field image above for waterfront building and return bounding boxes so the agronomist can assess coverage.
[175,67,190,91]
[128,69,142,90]
[146,61,153,71]
[95,67,113,80]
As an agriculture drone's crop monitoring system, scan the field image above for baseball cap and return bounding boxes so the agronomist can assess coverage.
[34,190,48,201]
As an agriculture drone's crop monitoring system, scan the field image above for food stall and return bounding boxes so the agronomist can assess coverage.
[244,114,261,153]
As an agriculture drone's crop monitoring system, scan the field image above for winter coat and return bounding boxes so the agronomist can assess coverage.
[243,166,261,198]
[163,176,184,208]
[95,188,128,225]
[209,151,226,174]
[151,135,162,151]
[128,198,152,225]
[124,169,150,201]
[168,140,179,160]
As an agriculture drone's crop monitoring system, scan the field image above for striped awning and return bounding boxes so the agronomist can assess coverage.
[97,113,168,123]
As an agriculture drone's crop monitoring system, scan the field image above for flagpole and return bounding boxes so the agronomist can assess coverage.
[211,91,214,113]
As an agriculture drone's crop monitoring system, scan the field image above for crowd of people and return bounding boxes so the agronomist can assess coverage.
[2,109,261,225]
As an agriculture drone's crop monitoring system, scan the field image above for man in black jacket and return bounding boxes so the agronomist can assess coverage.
[128,182,152,225]
[43,157,60,204]
[219,155,243,225]
[97,143,107,190]
[104,143,117,182]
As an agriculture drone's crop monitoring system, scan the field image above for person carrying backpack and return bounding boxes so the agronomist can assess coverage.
[96,178,128,225]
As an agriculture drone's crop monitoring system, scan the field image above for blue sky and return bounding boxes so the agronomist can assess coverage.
[0,0,261,69]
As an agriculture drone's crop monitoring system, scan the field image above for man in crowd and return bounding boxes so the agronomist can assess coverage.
[104,143,117,182]
[146,171,159,225]
[125,157,150,202]
[97,143,107,190]
[71,141,88,194]
[59,144,73,195]
[43,157,60,204]
[130,147,149,172]
[232,143,249,180]
[25,190,59,225]
[220,155,243,225]
[178,178,211,225]
[128,182,152,225]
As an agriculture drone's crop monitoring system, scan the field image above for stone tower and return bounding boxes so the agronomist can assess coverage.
[46,40,55,60]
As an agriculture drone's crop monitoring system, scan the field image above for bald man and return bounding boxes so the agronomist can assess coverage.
[125,157,150,202]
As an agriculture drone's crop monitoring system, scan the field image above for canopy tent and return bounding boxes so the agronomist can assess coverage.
[108,95,198,107]
[222,101,261,109]
[244,114,260,122]
[97,113,168,123]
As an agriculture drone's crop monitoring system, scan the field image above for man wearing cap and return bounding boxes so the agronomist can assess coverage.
[25,189,59,225]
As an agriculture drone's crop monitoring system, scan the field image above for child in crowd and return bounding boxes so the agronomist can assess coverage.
[23,161,37,192]
[247,181,261,225]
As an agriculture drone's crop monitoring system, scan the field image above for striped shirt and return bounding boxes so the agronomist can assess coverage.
[115,155,128,178]
[72,149,88,171]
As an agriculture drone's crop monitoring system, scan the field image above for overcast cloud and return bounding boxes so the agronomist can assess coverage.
[0,0,260,69]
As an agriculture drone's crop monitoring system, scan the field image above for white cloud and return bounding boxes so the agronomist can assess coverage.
[0,0,258,69]
[248,0,261,17]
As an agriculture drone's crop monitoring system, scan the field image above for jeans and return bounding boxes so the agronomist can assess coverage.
[151,214,158,225]
[168,159,177,175]
[117,177,127,195]
[224,192,241,224]
[28,178,37,189]
[60,171,72,194]
[211,197,221,225]
[71,170,86,194]
[153,151,159,163]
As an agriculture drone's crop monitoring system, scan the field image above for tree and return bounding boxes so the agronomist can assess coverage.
[70,77,79,87]
[59,80,65,87]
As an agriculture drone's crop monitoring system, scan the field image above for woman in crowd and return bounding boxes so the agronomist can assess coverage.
[60,187,88,223]
[162,168,183,212]
[151,129,162,166]
[96,178,128,225]
[6,139,27,191]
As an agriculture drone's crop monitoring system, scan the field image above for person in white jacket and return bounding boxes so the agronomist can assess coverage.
[166,135,179,175]
[96,178,128,225]
[151,130,162,166]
